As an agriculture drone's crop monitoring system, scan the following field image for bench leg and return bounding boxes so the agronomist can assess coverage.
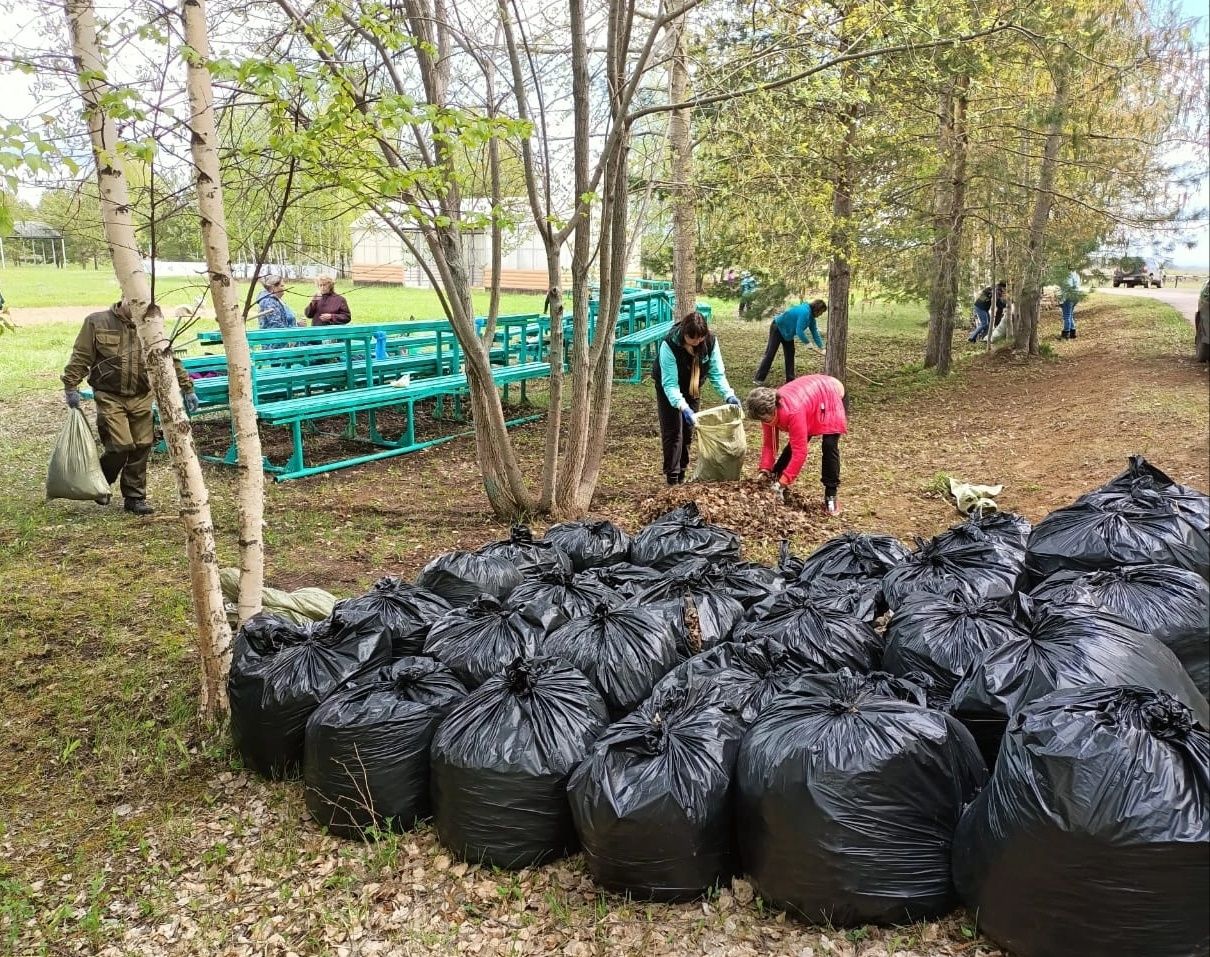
[343,411,358,440]
[285,421,305,477]
[405,401,416,447]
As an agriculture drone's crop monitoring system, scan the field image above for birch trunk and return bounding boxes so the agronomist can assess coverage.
[924,78,970,374]
[66,0,232,717]
[182,0,264,626]
[1014,67,1069,355]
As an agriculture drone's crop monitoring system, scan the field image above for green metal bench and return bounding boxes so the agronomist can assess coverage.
[191,350,458,410]
[614,320,674,383]
[249,361,551,480]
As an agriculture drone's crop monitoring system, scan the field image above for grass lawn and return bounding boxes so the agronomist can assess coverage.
[0,290,1205,955]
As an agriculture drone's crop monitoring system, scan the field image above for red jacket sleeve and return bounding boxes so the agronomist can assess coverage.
[760,422,776,473]
[778,416,811,486]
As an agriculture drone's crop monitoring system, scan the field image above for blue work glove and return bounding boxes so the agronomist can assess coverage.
[65,389,81,410]
[725,395,741,407]
[183,392,200,416]
[680,406,697,427]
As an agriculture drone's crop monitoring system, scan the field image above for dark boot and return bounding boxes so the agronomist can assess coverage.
[1069,328,1077,339]
[124,498,155,516]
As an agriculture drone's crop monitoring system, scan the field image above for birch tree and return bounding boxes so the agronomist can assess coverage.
[182,0,265,624]
[65,0,232,716]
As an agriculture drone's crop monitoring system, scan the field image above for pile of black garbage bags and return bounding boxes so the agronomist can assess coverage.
[229,457,1210,957]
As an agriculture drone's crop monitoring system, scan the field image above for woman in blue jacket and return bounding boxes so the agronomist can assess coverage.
[653,311,740,485]
[753,298,827,385]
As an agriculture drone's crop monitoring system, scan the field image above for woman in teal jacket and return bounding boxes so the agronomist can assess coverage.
[652,311,740,485]
[753,298,827,384]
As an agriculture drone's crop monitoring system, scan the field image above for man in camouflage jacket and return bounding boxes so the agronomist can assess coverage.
[61,301,198,515]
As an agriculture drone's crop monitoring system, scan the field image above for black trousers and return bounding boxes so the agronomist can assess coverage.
[656,387,699,484]
[773,434,841,495]
[755,322,795,383]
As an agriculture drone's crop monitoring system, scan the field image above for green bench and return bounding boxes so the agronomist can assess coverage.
[249,361,551,480]
[191,350,458,410]
[609,300,712,384]
[613,320,674,383]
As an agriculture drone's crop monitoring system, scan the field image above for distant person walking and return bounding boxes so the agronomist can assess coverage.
[753,299,827,385]
[304,275,351,326]
[1059,270,1081,340]
[970,281,1007,343]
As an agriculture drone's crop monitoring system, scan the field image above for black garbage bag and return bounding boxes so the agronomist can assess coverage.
[881,533,1021,610]
[415,550,523,606]
[653,638,810,725]
[422,595,548,688]
[734,589,883,674]
[949,600,1209,768]
[508,571,620,631]
[638,564,747,655]
[477,524,573,578]
[1024,487,1209,587]
[883,592,1030,703]
[1082,454,1210,529]
[303,657,467,837]
[790,531,911,583]
[336,577,451,658]
[630,503,741,570]
[694,559,785,612]
[542,519,632,571]
[229,608,392,779]
[933,515,1029,564]
[542,604,680,720]
[786,576,883,624]
[1030,564,1210,697]
[953,685,1210,957]
[568,682,745,901]
[737,682,987,926]
[783,668,932,706]
[953,512,1032,553]
[578,562,666,601]
[430,657,609,868]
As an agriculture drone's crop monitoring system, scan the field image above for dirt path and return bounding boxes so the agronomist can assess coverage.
[8,304,112,326]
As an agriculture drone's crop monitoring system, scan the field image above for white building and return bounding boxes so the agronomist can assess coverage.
[351,212,569,291]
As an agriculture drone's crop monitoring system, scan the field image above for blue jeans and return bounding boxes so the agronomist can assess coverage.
[970,304,991,341]
[1061,299,1076,332]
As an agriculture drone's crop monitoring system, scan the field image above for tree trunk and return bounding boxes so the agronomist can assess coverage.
[550,0,596,517]
[824,110,857,383]
[578,130,631,512]
[669,20,697,323]
[1014,67,1069,355]
[925,78,970,374]
[182,0,265,627]
[66,0,232,717]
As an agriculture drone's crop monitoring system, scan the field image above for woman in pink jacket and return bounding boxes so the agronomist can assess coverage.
[745,375,848,515]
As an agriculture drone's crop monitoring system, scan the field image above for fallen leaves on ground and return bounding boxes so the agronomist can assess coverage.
[638,480,832,547]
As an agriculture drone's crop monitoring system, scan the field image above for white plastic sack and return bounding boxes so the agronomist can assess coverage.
[219,567,337,626]
[692,404,746,482]
[46,409,110,502]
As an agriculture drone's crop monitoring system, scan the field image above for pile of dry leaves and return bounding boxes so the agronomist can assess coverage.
[637,480,833,546]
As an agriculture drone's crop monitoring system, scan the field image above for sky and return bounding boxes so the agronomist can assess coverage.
[1,0,1208,268]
